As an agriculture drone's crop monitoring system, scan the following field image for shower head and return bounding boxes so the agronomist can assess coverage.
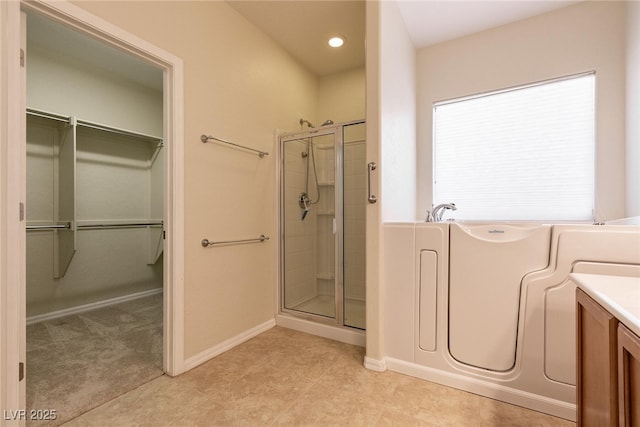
[299,118,315,129]
[321,119,334,126]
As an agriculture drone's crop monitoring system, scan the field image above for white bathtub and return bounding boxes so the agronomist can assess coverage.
[382,221,640,421]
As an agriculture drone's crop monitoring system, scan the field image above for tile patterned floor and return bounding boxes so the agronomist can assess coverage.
[63,326,575,426]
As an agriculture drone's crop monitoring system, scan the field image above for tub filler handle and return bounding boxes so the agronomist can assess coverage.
[367,162,377,204]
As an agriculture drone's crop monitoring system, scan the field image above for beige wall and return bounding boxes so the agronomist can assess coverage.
[27,44,163,136]
[363,0,420,367]
[417,1,627,222]
[317,67,365,124]
[364,0,383,366]
[380,0,416,222]
[72,0,318,359]
[627,1,640,217]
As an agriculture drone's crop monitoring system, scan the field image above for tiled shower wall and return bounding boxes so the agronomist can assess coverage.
[283,130,366,309]
[344,140,366,302]
[313,141,336,297]
[283,139,318,307]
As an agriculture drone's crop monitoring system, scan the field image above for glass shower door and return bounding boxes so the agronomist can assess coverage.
[281,120,366,330]
[342,122,366,329]
[282,130,338,320]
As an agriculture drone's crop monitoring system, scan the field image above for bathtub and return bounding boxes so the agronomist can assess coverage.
[382,220,640,421]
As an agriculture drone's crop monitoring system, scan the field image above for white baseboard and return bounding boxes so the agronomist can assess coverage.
[385,357,576,421]
[363,356,387,372]
[275,314,365,347]
[26,287,163,325]
[183,319,276,372]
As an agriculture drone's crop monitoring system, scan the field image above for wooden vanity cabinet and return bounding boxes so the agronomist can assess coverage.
[576,288,618,426]
[577,287,640,427]
[618,324,640,427]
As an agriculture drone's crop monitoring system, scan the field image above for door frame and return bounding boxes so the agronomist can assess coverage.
[1,0,185,419]
[279,126,343,326]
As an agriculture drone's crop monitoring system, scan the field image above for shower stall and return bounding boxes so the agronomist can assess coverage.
[280,120,366,330]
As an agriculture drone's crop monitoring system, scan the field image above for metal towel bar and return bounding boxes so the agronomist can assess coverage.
[200,134,268,158]
[201,234,270,247]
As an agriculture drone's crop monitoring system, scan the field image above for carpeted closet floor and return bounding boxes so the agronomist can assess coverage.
[26,292,163,427]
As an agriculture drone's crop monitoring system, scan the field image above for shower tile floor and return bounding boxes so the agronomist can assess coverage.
[292,295,365,329]
[63,326,574,426]
[26,292,163,426]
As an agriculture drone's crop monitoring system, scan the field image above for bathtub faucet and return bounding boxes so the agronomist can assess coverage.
[427,203,457,222]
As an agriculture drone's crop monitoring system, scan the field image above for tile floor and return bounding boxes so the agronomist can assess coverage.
[63,326,575,426]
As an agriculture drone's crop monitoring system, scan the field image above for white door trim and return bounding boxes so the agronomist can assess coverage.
[1,2,27,423]
[1,0,185,419]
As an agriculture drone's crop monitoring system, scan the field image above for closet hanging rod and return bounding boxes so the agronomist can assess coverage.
[77,221,163,229]
[26,222,163,231]
[200,134,269,158]
[201,234,270,247]
[26,223,71,231]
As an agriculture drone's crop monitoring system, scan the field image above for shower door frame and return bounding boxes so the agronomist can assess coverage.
[278,119,364,328]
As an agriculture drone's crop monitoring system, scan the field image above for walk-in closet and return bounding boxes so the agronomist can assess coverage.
[24,11,164,425]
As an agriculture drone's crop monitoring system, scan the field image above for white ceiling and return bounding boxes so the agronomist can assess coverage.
[230,0,581,77]
[227,0,366,77]
[397,0,581,48]
[26,1,582,88]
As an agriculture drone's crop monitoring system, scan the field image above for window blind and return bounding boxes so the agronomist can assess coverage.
[433,73,595,221]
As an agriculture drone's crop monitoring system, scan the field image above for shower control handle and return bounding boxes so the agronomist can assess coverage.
[367,162,377,204]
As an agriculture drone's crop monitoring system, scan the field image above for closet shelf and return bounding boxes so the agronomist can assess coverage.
[317,273,335,281]
[27,108,163,144]
[318,181,335,187]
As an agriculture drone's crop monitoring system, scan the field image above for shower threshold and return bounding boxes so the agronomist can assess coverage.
[290,295,365,330]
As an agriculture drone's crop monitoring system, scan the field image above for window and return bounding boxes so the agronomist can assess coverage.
[433,73,595,221]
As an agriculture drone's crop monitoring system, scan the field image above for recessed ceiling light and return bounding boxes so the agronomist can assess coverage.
[328,36,344,48]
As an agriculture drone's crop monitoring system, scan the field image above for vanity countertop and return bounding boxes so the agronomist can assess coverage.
[572,273,640,337]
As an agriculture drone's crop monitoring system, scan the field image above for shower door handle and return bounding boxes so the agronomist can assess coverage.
[367,162,377,204]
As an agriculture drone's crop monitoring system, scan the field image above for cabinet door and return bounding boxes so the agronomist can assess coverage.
[618,324,640,427]
[576,288,618,426]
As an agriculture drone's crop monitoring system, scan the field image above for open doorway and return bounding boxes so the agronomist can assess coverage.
[1,1,185,423]
[24,11,164,423]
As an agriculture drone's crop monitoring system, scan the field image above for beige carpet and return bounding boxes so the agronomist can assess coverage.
[26,293,163,426]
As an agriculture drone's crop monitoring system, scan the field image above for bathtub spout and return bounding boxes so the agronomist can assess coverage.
[429,203,457,222]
